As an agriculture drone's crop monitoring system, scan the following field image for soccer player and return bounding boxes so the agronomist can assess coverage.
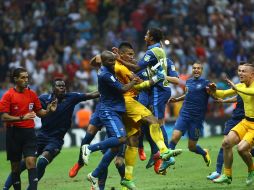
[118,28,180,173]
[0,67,57,190]
[167,62,212,169]
[2,78,99,190]
[209,63,254,185]
[84,50,140,190]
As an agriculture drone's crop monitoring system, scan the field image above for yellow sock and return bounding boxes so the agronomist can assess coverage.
[149,123,168,154]
[224,167,232,177]
[125,146,138,180]
[134,81,150,90]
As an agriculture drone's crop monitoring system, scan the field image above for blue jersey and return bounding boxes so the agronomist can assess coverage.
[38,92,88,139]
[98,66,125,112]
[232,95,244,120]
[179,77,210,121]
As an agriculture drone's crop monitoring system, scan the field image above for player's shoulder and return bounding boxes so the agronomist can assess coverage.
[39,93,51,100]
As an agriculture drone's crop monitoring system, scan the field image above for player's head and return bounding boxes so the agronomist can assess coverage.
[101,50,116,68]
[192,62,203,79]
[11,67,29,88]
[145,28,163,46]
[118,42,135,62]
[52,78,66,98]
[238,62,254,85]
[90,54,102,69]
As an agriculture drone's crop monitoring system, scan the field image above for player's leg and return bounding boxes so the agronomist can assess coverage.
[138,126,146,161]
[238,129,254,185]
[214,127,242,184]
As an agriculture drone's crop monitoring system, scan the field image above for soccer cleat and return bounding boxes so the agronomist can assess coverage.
[154,159,163,174]
[207,171,220,180]
[121,179,137,190]
[213,174,232,184]
[160,149,182,160]
[146,151,160,169]
[138,148,147,161]
[69,163,83,178]
[246,171,254,186]
[121,185,128,190]
[203,149,211,167]
[82,144,91,165]
[87,173,99,190]
[158,157,175,173]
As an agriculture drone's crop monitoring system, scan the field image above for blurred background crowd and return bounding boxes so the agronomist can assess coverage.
[0,0,254,127]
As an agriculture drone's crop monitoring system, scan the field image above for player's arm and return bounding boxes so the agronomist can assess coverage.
[166,59,179,85]
[0,112,36,122]
[207,82,236,99]
[165,76,179,85]
[117,57,141,72]
[168,87,187,103]
[36,99,57,118]
[84,91,100,100]
[214,96,237,103]
[233,85,254,95]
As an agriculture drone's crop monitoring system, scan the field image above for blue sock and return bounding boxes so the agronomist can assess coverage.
[145,127,158,155]
[88,137,120,152]
[161,125,169,148]
[169,141,176,150]
[4,161,26,190]
[78,132,96,165]
[192,144,206,156]
[116,162,125,180]
[36,156,49,180]
[216,148,223,174]
[138,126,145,149]
[92,149,118,177]
[98,168,108,190]
[117,144,126,158]
[251,149,254,157]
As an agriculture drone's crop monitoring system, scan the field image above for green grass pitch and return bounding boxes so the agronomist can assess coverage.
[0,136,251,190]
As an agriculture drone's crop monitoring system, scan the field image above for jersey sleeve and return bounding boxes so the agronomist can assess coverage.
[70,92,88,103]
[102,73,123,91]
[138,51,157,69]
[167,59,179,77]
[0,92,11,113]
[31,91,42,112]
[39,95,47,110]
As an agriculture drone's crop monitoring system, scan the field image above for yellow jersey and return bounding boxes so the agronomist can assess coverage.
[114,60,138,98]
[215,82,254,118]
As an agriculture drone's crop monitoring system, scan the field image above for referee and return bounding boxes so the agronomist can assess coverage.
[0,67,57,190]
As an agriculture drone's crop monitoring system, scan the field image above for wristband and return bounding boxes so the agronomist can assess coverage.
[20,115,24,120]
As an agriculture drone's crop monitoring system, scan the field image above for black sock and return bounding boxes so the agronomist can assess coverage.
[11,172,21,190]
[28,168,38,190]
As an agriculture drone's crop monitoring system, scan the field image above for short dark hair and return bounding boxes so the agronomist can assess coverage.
[239,61,247,65]
[11,67,27,83]
[148,28,163,42]
[118,42,133,52]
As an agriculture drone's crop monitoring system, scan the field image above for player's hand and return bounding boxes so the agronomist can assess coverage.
[47,99,58,113]
[206,83,217,93]
[23,111,36,120]
[214,98,224,103]
[168,97,178,103]
[112,47,119,54]
[224,77,236,90]
[132,77,141,84]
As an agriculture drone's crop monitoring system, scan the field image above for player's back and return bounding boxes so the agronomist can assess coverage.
[98,66,125,112]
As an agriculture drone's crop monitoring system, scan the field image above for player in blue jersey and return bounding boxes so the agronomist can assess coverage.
[84,51,140,190]
[167,62,213,168]
[3,79,100,190]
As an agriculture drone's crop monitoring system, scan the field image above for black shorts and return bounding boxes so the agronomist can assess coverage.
[6,127,37,162]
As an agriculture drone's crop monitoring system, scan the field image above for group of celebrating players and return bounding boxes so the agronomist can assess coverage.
[1,27,254,190]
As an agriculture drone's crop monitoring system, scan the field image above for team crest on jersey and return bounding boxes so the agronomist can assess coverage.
[144,55,151,62]
[29,103,34,111]
[196,84,202,89]
[110,75,116,82]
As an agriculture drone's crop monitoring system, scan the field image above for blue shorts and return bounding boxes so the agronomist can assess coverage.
[138,91,149,107]
[150,87,171,119]
[174,116,203,141]
[99,110,126,138]
[224,118,243,135]
[90,110,103,129]
[37,137,63,157]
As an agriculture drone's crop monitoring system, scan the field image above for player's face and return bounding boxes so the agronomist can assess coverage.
[192,63,203,79]
[15,72,29,89]
[120,48,135,63]
[239,65,254,84]
[53,80,66,98]
[145,30,152,45]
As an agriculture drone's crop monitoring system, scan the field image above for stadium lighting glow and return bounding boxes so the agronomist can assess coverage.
[164,40,170,45]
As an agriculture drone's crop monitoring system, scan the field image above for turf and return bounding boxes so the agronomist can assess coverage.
[0,136,251,190]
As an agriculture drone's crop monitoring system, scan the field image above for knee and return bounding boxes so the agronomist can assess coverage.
[222,138,232,149]
[118,137,127,144]
[86,125,98,134]
[25,158,36,169]
[237,144,248,154]
[188,144,196,152]
[114,157,124,168]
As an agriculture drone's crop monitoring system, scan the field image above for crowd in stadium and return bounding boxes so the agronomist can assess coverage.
[0,0,254,119]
